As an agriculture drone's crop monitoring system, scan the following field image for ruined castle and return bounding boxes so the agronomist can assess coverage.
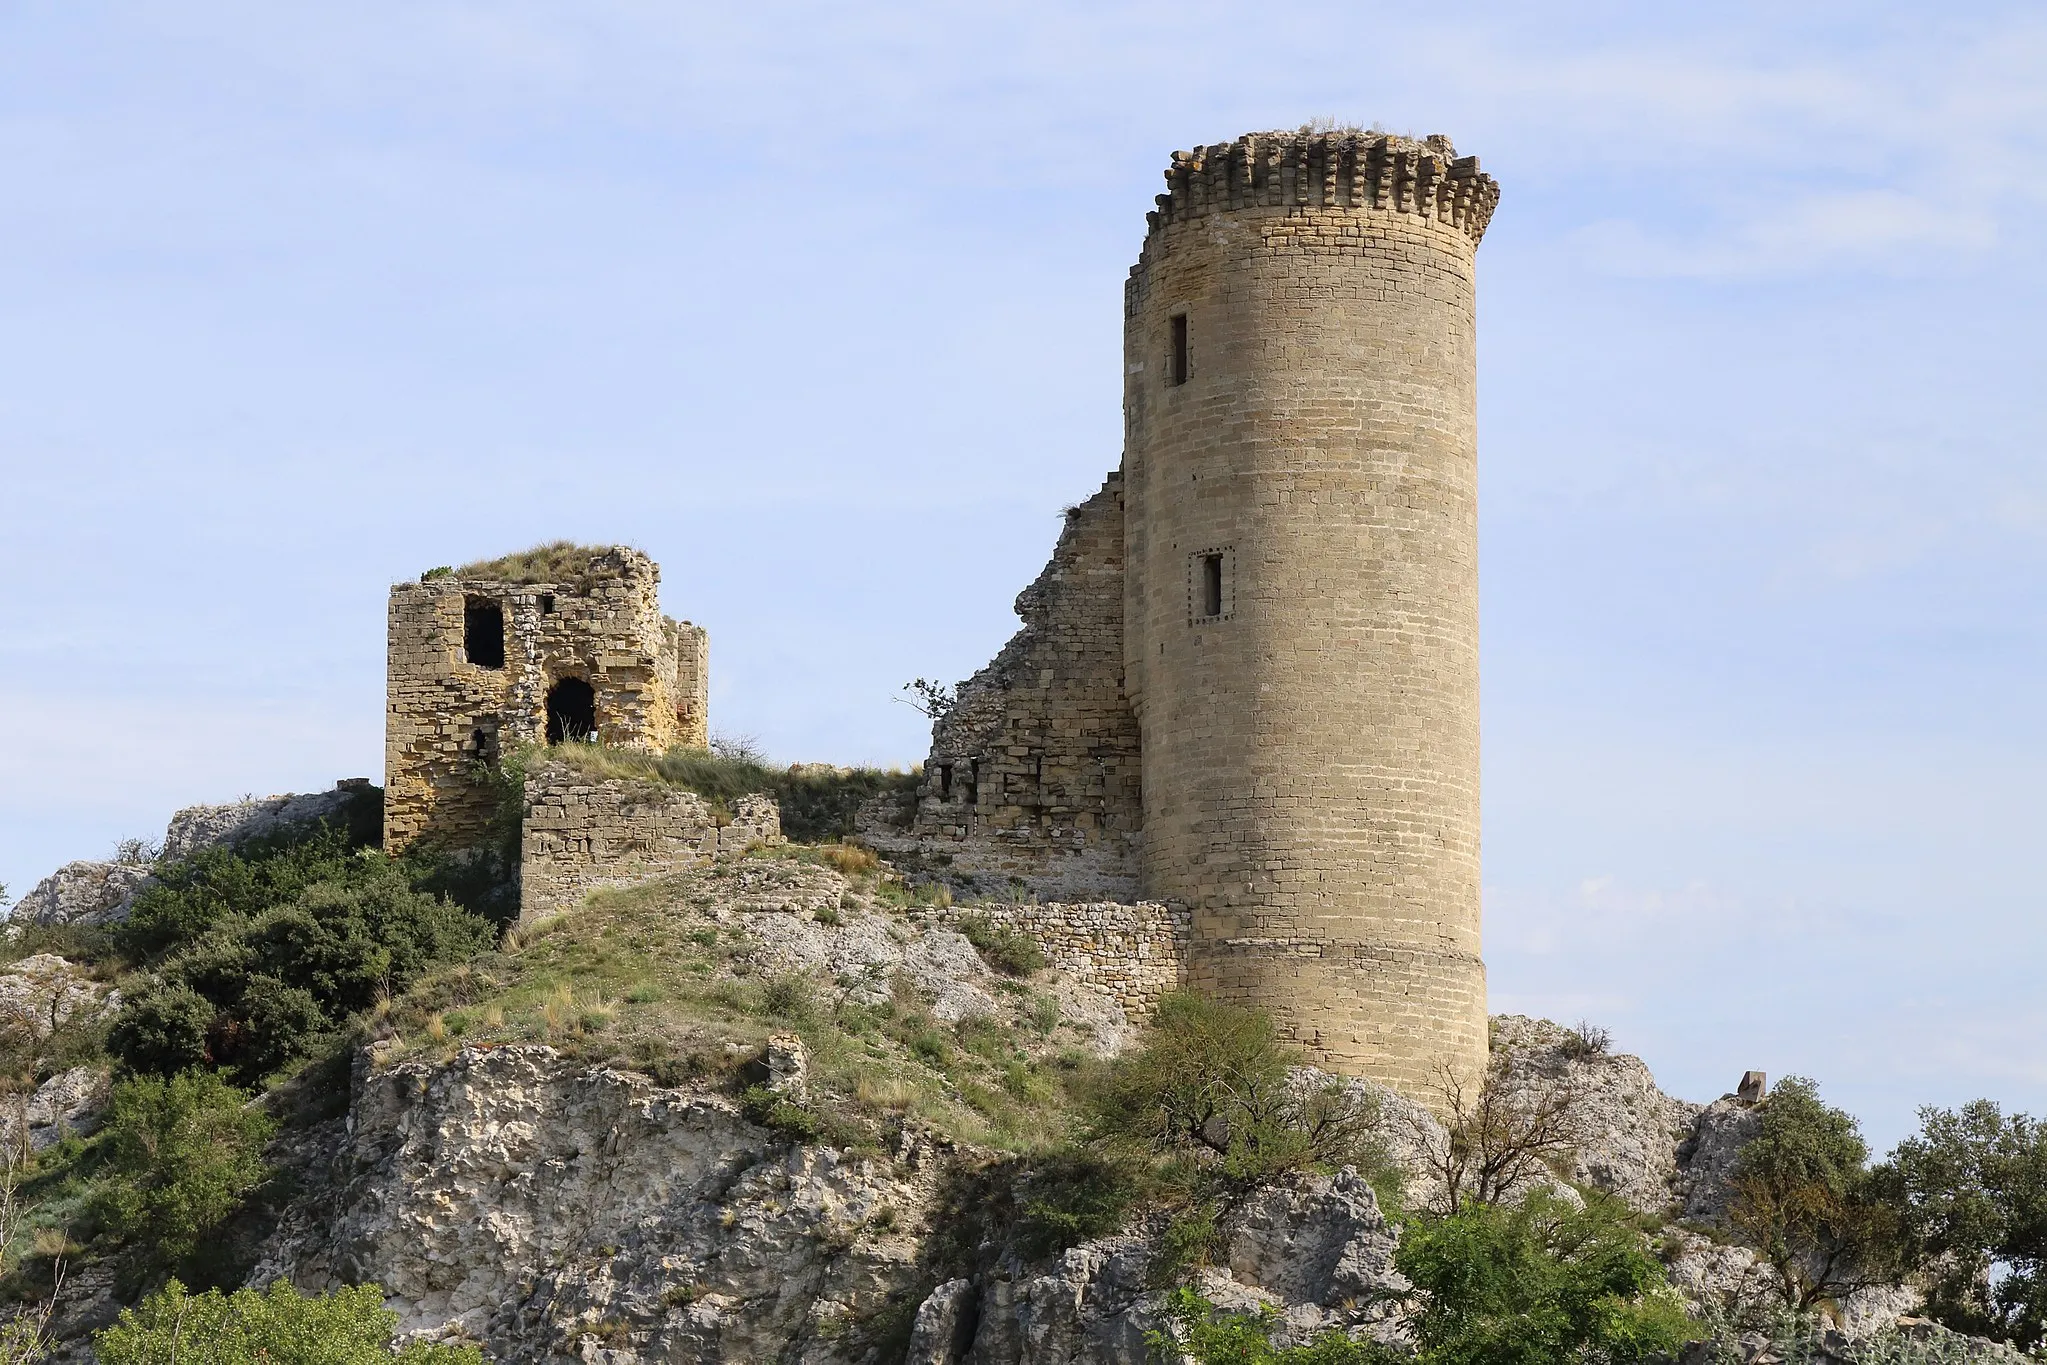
[905,129,1499,1095]
[379,129,1499,1101]
[383,547,708,852]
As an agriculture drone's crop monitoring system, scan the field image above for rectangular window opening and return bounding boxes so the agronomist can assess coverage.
[538,593,556,614]
[938,763,954,799]
[1200,553,1223,618]
[1169,314,1189,386]
[463,599,506,669]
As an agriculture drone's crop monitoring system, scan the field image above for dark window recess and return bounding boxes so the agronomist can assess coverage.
[938,763,954,799]
[965,758,981,807]
[1169,314,1189,386]
[471,725,500,764]
[1200,553,1224,617]
[538,594,556,614]
[464,600,505,669]
[545,677,596,744]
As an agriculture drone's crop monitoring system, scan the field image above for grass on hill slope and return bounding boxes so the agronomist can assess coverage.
[379,846,1097,1154]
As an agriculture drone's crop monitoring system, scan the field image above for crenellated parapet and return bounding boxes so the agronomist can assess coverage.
[1142,130,1500,248]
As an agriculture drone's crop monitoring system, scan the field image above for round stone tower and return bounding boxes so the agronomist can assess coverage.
[1120,130,1500,1099]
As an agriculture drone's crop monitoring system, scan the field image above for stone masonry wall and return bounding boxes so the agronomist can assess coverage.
[385,547,710,853]
[1120,131,1496,1100]
[916,900,1188,1020]
[519,764,781,922]
[904,477,1142,899]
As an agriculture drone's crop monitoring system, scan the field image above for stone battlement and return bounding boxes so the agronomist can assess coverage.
[1143,130,1500,246]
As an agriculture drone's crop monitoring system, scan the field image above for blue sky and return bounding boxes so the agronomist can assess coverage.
[3,2,2043,1150]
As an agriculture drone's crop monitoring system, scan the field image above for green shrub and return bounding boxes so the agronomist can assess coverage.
[1014,1150,1152,1259]
[109,853,494,1085]
[1729,1075,1903,1310]
[1875,1098,2047,1350]
[90,1072,275,1273]
[956,915,1047,977]
[1088,992,1392,1191]
[106,985,216,1077]
[1395,1190,1697,1365]
[1146,1285,1401,1364]
[95,1278,483,1363]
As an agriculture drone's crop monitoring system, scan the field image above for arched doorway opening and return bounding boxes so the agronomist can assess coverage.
[546,677,596,744]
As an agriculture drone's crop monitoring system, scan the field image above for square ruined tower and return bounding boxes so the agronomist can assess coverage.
[383,543,708,852]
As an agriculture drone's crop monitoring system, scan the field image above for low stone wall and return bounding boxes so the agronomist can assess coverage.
[916,900,1188,1020]
[519,765,781,922]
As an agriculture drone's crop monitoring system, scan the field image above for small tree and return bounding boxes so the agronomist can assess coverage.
[1395,1190,1697,1365]
[1728,1075,1903,1311]
[1413,1059,1582,1213]
[1874,1099,2047,1350]
[90,1071,275,1273]
[96,1279,482,1363]
[1087,993,1389,1190]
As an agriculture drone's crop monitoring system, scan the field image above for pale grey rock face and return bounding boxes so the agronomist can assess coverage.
[160,786,360,861]
[1490,1014,1703,1217]
[1679,1095,1765,1222]
[0,954,120,1038]
[0,1065,111,1155]
[255,1045,944,1363]
[9,861,155,927]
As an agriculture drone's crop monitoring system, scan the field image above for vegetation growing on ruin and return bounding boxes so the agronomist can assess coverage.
[514,740,918,842]
[450,540,629,583]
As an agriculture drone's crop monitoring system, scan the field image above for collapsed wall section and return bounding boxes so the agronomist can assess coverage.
[519,762,781,921]
[895,476,1143,898]
[914,900,1188,1020]
[383,546,710,853]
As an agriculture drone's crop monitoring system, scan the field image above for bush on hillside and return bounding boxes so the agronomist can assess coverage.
[1728,1075,1904,1311]
[1874,1098,2047,1351]
[107,828,497,1086]
[1087,993,1392,1192]
[89,1071,275,1274]
[1146,1285,1400,1363]
[956,914,1047,977]
[1395,1189,1697,1365]
[96,1279,482,1363]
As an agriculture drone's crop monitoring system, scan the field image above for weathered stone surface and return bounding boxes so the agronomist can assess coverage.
[1491,1015,1703,1215]
[384,546,709,854]
[518,763,782,921]
[161,785,362,860]
[1679,1095,1766,1223]
[0,955,119,1038]
[0,1065,111,1155]
[254,1045,942,1362]
[8,861,154,927]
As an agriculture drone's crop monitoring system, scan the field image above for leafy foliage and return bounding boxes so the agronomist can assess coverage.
[1728,1076,1903,1310]
[89,1072,275,1274]
[95,1278,482,1363]
[1395,1190,1697,1365]
[956,914,1047,977]
[1146,1285,1400,1364]
[1088,993,1392,1192]
[1874,1098,2047,1350]
[108,827,495,1085]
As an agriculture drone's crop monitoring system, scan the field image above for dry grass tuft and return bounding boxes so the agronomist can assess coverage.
[816,844,879,878]
[454,541,635,584]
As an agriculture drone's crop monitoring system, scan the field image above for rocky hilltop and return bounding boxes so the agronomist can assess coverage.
[0,785,1996,1364]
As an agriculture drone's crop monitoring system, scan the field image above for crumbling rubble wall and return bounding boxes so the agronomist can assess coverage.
[518,763,779,922]
[905,477,1143,898]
